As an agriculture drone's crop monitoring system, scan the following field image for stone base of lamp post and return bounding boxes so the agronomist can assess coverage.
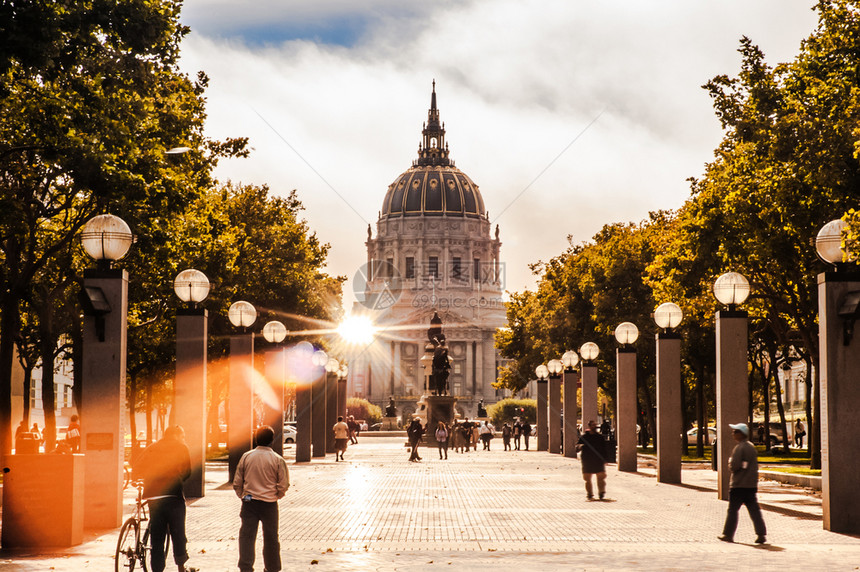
[295,383,312,463]
[312,374,327,458]
[176,308,208,498]
[819,271,860,533]
[81,268,127,529]
[656,333,681,484]
[228,334,254,481]
[616,348,637,473]
[581,364,598,430]
[548,375,562,454]
[715,310,748,501]
[563,370,580,458]
[536,379,548,452]
[326,373,338,454]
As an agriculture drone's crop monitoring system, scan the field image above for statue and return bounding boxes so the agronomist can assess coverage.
[432,339,451,396]
[367,224,372,240]
[427,311,450,396]
[477,399,487,418]
[385,396,397,418]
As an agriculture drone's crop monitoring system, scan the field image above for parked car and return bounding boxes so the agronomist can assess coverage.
[685,427,717,443]
[750,422,786,448]
[369,422,383,431]
[283,424,297,444]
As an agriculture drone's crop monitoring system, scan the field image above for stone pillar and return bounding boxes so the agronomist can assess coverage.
[228,333,254,481]
[175,308,207,498]
[716,310,748,500]
[326,372,338,454]
[312,372,326,458]
[563,369,580,458]
[295,381,312,463]
[548,374,561,454]
[616,348,637,473]
[581,363,598,428]
[536,378,548,451]
[263,349,284,456]
[81,269,127,529]
[337,377,347,419]
[819,271,860,533]
[656,333,682,484]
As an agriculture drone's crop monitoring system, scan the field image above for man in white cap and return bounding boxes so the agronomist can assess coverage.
[719,422,767,544]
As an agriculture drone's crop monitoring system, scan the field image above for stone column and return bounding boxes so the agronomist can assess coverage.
[175,308,207,498]
[312,371,326,458]
[337,376,347,419]
[548,373,562,454]
[326,372,338,454]
[656,333,682,484]
[819,271,860,533]
[563,369,580,458]
[536,378,548,451]
[263,348,284,456]
[581,363,598,428]
[295,381,312,463]
[716,310,748,500]
[616,348,637,472]
[228,333,254,481]
[81,269,127,529]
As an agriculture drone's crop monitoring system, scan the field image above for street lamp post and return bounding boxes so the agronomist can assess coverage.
[325,358,340,454]
[654,302,683,484]
[547,359,563,454]
[336,364,349,420]
[713,271,750,501]
[816,219,860,533]
[174,269,210,498]
[79,214,133,529]
[227,301,256,481]
[615,322,639,473]
[579,342,600,433]
[294,342,314,463]
[311,349,328,458]
[561,350,580,459]
[262,321,287,456]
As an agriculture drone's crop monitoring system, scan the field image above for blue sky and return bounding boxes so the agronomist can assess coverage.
[177,0,820,309]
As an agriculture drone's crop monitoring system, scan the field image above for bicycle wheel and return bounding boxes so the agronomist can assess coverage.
[115,518,139,572]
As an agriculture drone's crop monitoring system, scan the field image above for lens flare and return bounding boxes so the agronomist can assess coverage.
[336,315,376,346]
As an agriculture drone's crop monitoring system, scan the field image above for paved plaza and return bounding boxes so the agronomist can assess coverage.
[2,436,860,571]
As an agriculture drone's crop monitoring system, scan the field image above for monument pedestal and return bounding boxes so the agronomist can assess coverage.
[425,395,457,445]
[382,416,399,430]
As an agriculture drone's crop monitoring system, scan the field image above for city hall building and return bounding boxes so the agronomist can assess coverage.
[347,84,508,420]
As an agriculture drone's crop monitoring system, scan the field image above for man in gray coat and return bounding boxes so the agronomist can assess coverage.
[719,422,767,544]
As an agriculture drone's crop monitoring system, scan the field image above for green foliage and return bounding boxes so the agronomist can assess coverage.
[486,398,536,425]
[346,397,382,425]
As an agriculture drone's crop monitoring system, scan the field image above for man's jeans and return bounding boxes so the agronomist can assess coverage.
[239,499,281,572]
[149,497,188,572]
[722,487,767,538]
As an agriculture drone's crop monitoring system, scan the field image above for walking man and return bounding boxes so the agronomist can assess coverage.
[522,420,532,451]
[479,420,495,450]
[233,425,290,572]
[502,422,512,451]
[135,425,193,572]
[333,416,349,461]
[576,420,607,500]
[719,422,767,544]
[407,418,424,462]
[513,419,522,450]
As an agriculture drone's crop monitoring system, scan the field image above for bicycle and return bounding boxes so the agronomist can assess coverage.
[115,481,170,572]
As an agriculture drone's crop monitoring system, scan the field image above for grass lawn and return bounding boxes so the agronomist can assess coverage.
[638,444,814,466]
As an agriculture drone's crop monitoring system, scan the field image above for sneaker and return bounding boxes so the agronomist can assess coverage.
[587,494,594,500]
[718,535,733,543]
[755,536,767,544]
[599,492,605,500]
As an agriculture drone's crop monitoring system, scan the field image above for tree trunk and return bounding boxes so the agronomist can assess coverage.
[40,336,57,452]
[772,367,789,454]
[696,362,705,457]
[807,356,820,469]
[763,365,770,452]
[71,312,83,413]
[129,372,137,451]
[22,367,32,426]
[146,382,153,444]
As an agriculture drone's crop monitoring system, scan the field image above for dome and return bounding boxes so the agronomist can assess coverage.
[381,165,485,219]
[380,82,486,221]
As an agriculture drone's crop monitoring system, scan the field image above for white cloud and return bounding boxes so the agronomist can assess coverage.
[178,0,819,309]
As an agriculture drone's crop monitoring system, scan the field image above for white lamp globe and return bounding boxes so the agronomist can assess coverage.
[311,350,328,368]
[227,301,256,328]
[81,214,134,262]
[579,342,599,361]
[262,321,287,344]
[561,350,580,370]
[325,357,340,373]
[654,302,683,329]
[547,359,563,376]
[535,364,549,380]
[174,269,210,303]
[713,272,750,306]
[816,219,848,265]
[615,322,639,345]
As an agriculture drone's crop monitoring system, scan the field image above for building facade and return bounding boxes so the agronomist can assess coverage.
[348,84,507,420]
